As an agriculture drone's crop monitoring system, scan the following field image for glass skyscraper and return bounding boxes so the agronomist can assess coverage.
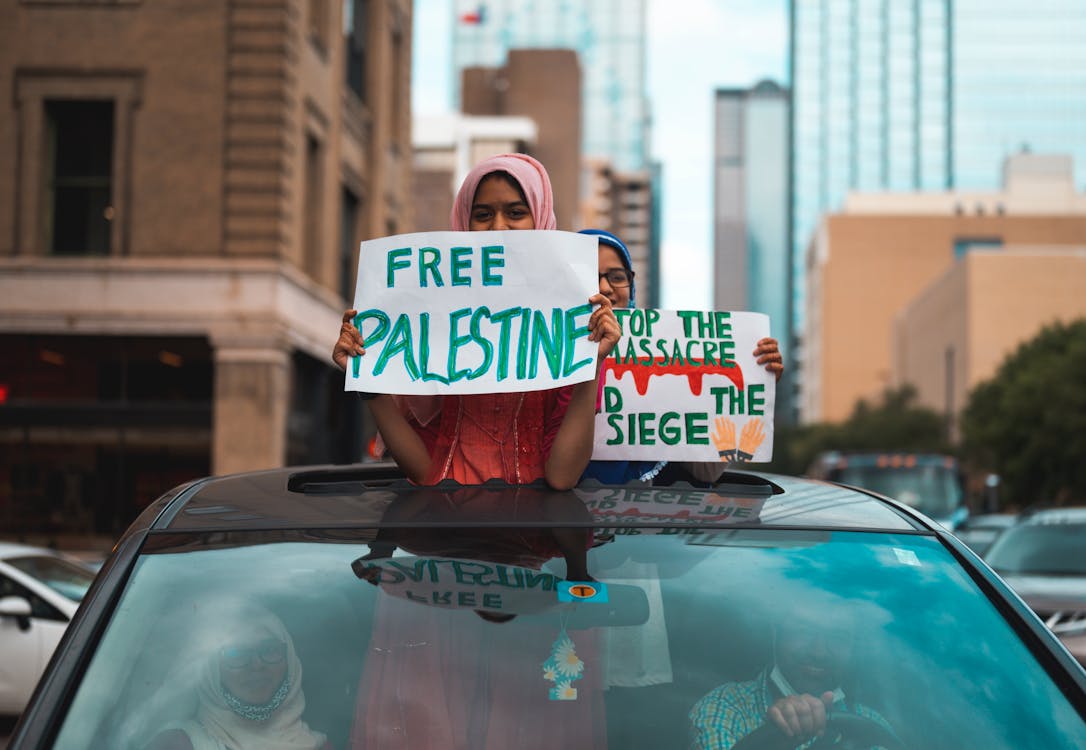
[791,0,1086,337]
[451,0,650,171]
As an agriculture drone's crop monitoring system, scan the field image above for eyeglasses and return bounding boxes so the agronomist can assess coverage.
[599,269,634,288]
[220,639,287,670]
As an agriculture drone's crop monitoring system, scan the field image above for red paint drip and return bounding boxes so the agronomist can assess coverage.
[602,357,745,396]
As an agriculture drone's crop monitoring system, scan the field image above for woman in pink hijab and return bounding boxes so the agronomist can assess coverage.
[333,154,620,489]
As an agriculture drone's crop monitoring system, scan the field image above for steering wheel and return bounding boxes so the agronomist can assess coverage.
[808,711,908,750]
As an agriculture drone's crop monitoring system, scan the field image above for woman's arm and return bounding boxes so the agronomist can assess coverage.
[333,309,432,483]
[366,395,432,483]
[544,294,621,490]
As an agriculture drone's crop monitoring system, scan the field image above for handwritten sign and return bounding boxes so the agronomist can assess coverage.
[344,230,599,394]
[591,310,775,462]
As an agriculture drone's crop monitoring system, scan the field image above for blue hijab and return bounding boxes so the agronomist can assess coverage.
[578,229,636,308]
[578,229,666,484]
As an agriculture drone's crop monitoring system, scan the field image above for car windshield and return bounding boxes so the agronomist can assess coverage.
[985,522,1086,576]
[839,465,962,518]
[6,555,96,602]
[49,514,1086,749]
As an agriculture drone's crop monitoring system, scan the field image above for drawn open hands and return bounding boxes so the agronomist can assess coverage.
[738,419,766,460]
[712,417,737,462]
[712,417,766,462]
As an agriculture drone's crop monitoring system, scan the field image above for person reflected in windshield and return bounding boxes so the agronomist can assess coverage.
[689,602,897,750]
[347,485,607,749]
[146,604,330,750]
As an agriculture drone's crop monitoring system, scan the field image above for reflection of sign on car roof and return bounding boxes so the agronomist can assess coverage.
[353,555,565,615]
[575,487,766,534]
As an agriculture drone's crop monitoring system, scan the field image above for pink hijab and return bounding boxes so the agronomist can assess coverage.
[388,154,557,435]
[450,153,557,231]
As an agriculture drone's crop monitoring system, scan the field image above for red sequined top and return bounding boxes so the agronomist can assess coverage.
[415,389,573,485]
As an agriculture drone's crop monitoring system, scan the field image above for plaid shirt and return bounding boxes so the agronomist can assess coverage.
[689,669,889,750]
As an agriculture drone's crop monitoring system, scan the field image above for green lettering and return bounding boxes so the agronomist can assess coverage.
[529,308,563,379]
[419,247,443,287]
[562,303,593,376]
[686,412,709,444]
[469,307,495,379]
[489,306,521,381]
[606,413,625,445]
[447,307,474,382]
[386,248,411,288]
[481,245,505,286]
[450,246,472,286]
[351,309,389,378]
[659,412,682,445]
[748,384,766,416]
[372,313,420,380]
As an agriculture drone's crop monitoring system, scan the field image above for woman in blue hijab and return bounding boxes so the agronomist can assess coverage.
[578,229,784,485]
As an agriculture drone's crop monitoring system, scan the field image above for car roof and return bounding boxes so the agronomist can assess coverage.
[140,465,926,534]
[1019,507,1086,525]
[0,542,59,559]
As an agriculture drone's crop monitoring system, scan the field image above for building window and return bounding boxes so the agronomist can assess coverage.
[45,100,114,256]
[344,0,368,100]
[15,72,141,257]
[304,135,324,280]
[340,188,360,303]
[952,237,1002,259]
[308,0,329,53]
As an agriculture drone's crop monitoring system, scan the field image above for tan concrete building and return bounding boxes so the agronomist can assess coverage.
[803,155,1086,424]
[893,248,1086,438]
[580,159,656,305]
[0,0,412,539]
[461,49,582,231]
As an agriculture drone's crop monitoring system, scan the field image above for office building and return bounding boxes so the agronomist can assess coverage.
[713,81,792,417]
[452,0,650,171]
[804,154,1086,424]
[790,0,1086,396]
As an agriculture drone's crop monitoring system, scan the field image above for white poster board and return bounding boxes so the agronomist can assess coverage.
[344,230,599,395]
[591,310,775,462]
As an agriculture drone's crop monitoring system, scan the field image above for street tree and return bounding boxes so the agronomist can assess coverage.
[960,318,1086,507]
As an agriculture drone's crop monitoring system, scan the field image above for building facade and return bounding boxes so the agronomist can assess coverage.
[790,0,1086,385]
[461,48,583,231]
[0,0,413,541]
[803,155,1086,424]
[893,248,1086,440]
[712,81,792,418]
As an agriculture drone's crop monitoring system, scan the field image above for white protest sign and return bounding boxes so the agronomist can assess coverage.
[345,230,599,394]
[591,310,775,462]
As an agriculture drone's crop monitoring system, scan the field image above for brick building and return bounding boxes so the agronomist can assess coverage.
[0,0,413,540]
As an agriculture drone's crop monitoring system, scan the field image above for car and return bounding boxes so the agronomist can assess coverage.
[983,508,1086,667]
[953,512,1018,556]
[9,466,1086,749]
[0,543,97,716]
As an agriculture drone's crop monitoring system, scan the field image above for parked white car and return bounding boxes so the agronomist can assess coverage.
[0,543,96,716]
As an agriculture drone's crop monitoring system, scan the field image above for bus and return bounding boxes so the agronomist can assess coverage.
[808,452,969,530]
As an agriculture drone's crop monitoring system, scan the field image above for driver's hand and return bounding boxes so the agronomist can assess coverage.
[766,691,834,740]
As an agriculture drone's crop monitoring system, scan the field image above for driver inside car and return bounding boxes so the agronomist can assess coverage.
[688,601,900,750]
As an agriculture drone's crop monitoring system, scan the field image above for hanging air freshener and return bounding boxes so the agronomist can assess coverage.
[542,626,584,700]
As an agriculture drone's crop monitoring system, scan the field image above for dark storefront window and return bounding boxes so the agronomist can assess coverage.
[0,335,212,540]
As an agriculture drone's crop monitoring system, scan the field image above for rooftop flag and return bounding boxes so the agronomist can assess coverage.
[459,4,486,24]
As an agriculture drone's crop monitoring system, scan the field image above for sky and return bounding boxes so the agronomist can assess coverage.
[411,0,789,309]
